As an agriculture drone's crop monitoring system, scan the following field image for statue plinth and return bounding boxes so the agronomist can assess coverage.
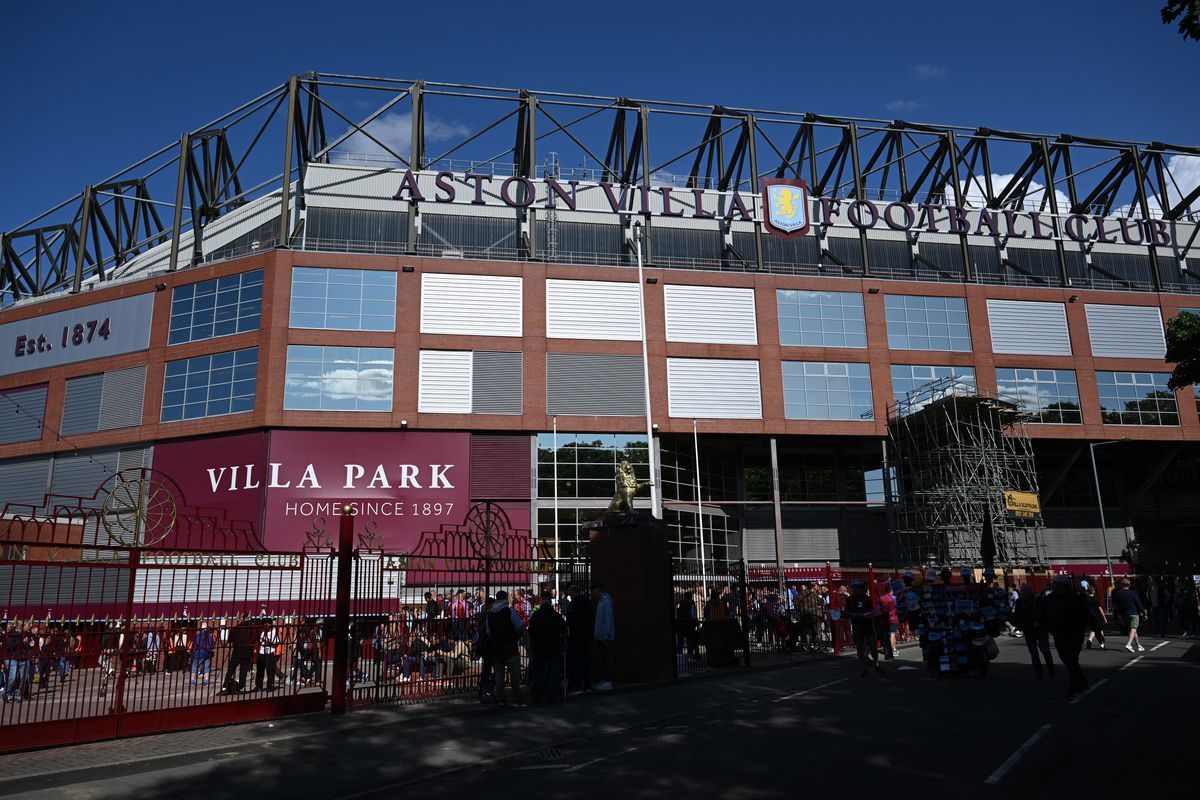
[593,510,666,531]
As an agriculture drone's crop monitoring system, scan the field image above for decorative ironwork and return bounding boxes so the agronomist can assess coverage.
[357,519,383,550]
[463,502,509,560]
[303,516,333,550]
[101,472,177,548]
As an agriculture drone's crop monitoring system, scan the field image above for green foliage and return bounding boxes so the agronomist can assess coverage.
[1165,311,1200,390]
[1162,0,1200,41]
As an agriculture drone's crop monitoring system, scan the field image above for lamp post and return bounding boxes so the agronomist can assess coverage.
[1088,439,1124,610]
[629,220,660,518]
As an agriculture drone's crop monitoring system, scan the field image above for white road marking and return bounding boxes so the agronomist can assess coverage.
[1069,677,1108,704]
[776,677,850,702]
[563,746,639,774]
[1151,641,1170,652]
[1117,657,1142,672]
[984,723,1052,785]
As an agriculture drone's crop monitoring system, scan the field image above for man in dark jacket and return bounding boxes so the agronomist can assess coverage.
[221,614,255,694]
[527,592,567,703]
[1042,574,1097,699]
[485,590,525,705]
[1013,585,1054,678]
[565,584,593,693]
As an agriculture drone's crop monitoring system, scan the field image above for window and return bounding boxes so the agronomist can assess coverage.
[283,346,394,412]
[161,348,257,422]
[1096,371,1178,426]
[996,368,1082,424]
[0,385,47,445]
[777,290,866,348]
[884,295,971,351]
[890,365,976,411]
[289,267,396,331]
[781,361,873,420]
[168,269,263,344]
[536,433,649,501]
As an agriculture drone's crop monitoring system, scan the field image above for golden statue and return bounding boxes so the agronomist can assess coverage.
[607,460,653,515]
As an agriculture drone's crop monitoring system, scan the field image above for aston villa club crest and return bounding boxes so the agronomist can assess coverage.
[761,178,811,238]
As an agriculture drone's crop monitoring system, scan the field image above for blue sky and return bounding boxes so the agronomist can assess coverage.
[2,0,1197,231]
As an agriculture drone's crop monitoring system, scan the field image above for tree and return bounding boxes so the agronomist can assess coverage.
[1165,310,1200,390]
[1162,1,1200,41]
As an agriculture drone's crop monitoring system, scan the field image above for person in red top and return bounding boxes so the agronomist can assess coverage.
[449,590,470,641]
[876,584,899,659]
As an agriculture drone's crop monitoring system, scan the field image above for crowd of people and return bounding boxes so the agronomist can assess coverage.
[0,581,621,711]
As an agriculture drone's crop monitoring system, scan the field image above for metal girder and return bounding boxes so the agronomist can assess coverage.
[4,73,1199,304]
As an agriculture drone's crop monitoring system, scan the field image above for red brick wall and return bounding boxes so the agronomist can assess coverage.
[1,248,1196,462]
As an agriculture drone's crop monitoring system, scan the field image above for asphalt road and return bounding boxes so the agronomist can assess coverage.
[0,633,1193,798]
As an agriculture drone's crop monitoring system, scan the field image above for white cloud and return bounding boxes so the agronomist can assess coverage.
[1111,154,1200,218]
[911,64,948,80]
[885,99,920,114]
[944,172,1070,212]
[335,112,470,165]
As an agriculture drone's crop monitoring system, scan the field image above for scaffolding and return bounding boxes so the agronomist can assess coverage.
[888,377,1045,568]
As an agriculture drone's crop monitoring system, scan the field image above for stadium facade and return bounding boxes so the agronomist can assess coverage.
[2,74,1199,577]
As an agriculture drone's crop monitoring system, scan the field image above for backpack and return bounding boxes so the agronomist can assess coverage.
[487,608,518,659]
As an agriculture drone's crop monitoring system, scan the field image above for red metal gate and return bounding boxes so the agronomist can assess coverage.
[0,494,333,753]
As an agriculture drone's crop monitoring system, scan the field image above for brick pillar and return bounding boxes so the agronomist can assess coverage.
[588,522,674,685]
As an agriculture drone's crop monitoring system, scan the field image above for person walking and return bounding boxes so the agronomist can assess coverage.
[1081,583,1107,650]
[843,580,883,677]
[256,620,279,691]
[1042,574,1096,700]
[565,585,593,694]
[221,614,254,694]
[527,592,566,703]
[190,622,216,686]
[485,590,524,705]
[1013,585,1054,679]
[675,590,699,675]
[1176,577,1199,637]
[876,583,899,659]
[1112,579,1146,653]
[592,582,615,691]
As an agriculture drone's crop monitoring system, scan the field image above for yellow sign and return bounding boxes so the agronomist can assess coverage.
[1003,491,1041,519]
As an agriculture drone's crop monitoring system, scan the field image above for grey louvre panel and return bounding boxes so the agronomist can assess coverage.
[968,244,1002,279]
[742,528,839,562]
[472,351,522,414]
[0,564,128,608]
[0,385,47,444]
[664,285,757,345]
[1091,252,1153,286]
[1041,528,1127,559]
[1085,304,1165,358]
[1005,246,1062,283]
[0,455,51,508]
[918,242,962,273]
[51,449,120,506]
[666,358,762,419]
[546,353,645,416]
[98,365,147,430]
[986,299,1072,355]
[118,445,152,471]
[825,237,862,267]
[60,374,103,436]
[867,239,911,272]
[305,207,407,248]
[470,434,531,499]
[758,232,819,267]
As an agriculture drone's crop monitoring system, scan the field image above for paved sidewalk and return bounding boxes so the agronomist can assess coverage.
[0,656,820,790]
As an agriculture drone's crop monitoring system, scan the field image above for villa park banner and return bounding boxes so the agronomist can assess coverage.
[153,429,471,551]
[304,167,1183,246]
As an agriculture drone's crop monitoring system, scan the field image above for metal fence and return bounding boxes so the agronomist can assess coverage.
[0,538,333,752]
